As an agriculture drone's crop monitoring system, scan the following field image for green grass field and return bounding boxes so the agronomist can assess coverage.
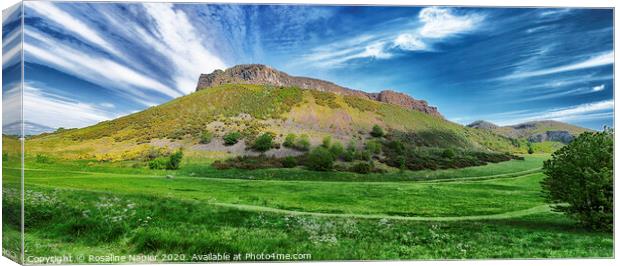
[2,154,613,262]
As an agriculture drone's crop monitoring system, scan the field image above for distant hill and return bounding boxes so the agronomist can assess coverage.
[467,120,591,144]
[3,121,55,136]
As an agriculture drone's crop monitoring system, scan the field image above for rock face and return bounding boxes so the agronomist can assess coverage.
[528,130,574,144]
[196,64,441,117]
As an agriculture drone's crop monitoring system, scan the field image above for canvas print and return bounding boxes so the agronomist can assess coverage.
[1,1,614,264]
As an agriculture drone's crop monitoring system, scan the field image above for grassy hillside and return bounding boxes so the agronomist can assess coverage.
[27,84,521,160]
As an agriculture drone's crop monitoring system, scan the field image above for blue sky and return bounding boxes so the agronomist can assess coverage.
[3,3,614,133]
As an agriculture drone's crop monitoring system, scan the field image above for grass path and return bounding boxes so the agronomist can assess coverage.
[208,202,553,221]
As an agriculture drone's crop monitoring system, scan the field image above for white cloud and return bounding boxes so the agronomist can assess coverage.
[494,99,614,125]
[25,30,181,101]
[394,33,427,51]
[502,51,614,80]
[22,85,115,129]
[592,84,605,92]
[25,1,123,58]
[142,3,227,94]
[418,7,483,39]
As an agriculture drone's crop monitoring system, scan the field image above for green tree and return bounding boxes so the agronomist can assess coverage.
[253,133,274,152]
[306,147,335,171]
[167,150,184,170]
[283,133,296,148]
[199,131,213,144]
[541,130,613,231]
[370,124,384,138]
[527,142,534,154]
[223,131,242,146]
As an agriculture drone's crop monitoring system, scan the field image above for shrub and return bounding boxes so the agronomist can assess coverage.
[365,140,382,155]
[322,136,332,148]
[282,156,298,168]
[306,147,334,171]
[35,154,52,164]
[149,157,169,170]
[294,134,311,151]
[283,133,296,148]
[370,125,384,138]
[252,133,274,152]
[199,131,213,144]
[223,131,242,146]
[329,141,345,158]
[441,148,455,158]
[349,162,372,174]
[168,150,183,170]
[527,142,534,154]
[541,130,613,231]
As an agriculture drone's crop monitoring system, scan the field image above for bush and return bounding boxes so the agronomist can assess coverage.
[294,134,311,151]
[322,136,332,148]
[541,130,613,231]
[349,162,372,174]
[282,156,298,168]
[527,142,534,154]
[370,125,384,138]
[283,133,296,148]
[199,131,213,144]
[306,147,334,171]
[365,140,382,155]
[149,150,183,170]
[149,157,169,170]
[253,133,274,152]
[223,131,242,146]
[35,154,52,164]
[168,150,183,170]
[441,148,455,158]
[329,141,344,158]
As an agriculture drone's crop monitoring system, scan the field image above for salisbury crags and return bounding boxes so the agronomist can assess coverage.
[196,64,441,117]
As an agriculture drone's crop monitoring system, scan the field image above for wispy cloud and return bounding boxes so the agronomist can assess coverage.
[501,51,613,80]
[302,7,485,68]
[26,1,123,58]
[492,99,614,126]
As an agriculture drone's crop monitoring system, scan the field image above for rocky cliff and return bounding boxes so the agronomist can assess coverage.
[196,64,441,117]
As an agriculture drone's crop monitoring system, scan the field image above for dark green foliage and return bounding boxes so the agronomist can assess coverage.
[213,155,284,170]
[306,147,335,171]
[223,131,242,146]
[282,156,298,168]
[365,140,382,155]
[294,134,311,151]
[168,150,183,170]
[199,131,213,144]
[541,130,613,231]
[349,162,372,174]
[370,125,384,138]
[252,133,274,152]
[442,148,455,159]
[283,133,296,148]
[329,141,345,158]
[527,142,534,154]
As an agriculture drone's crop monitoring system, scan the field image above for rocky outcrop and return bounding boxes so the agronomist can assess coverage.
[196,64,442,117]
[528,130,574,144]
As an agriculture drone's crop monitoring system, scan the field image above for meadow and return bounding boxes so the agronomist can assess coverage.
[1,154,613,262]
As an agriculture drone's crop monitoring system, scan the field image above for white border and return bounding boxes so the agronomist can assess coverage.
[0,1,617,266]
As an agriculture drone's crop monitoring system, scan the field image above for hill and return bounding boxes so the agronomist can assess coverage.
[197,64,441,116]
[27,83,520,161]
[467,120,591,144]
